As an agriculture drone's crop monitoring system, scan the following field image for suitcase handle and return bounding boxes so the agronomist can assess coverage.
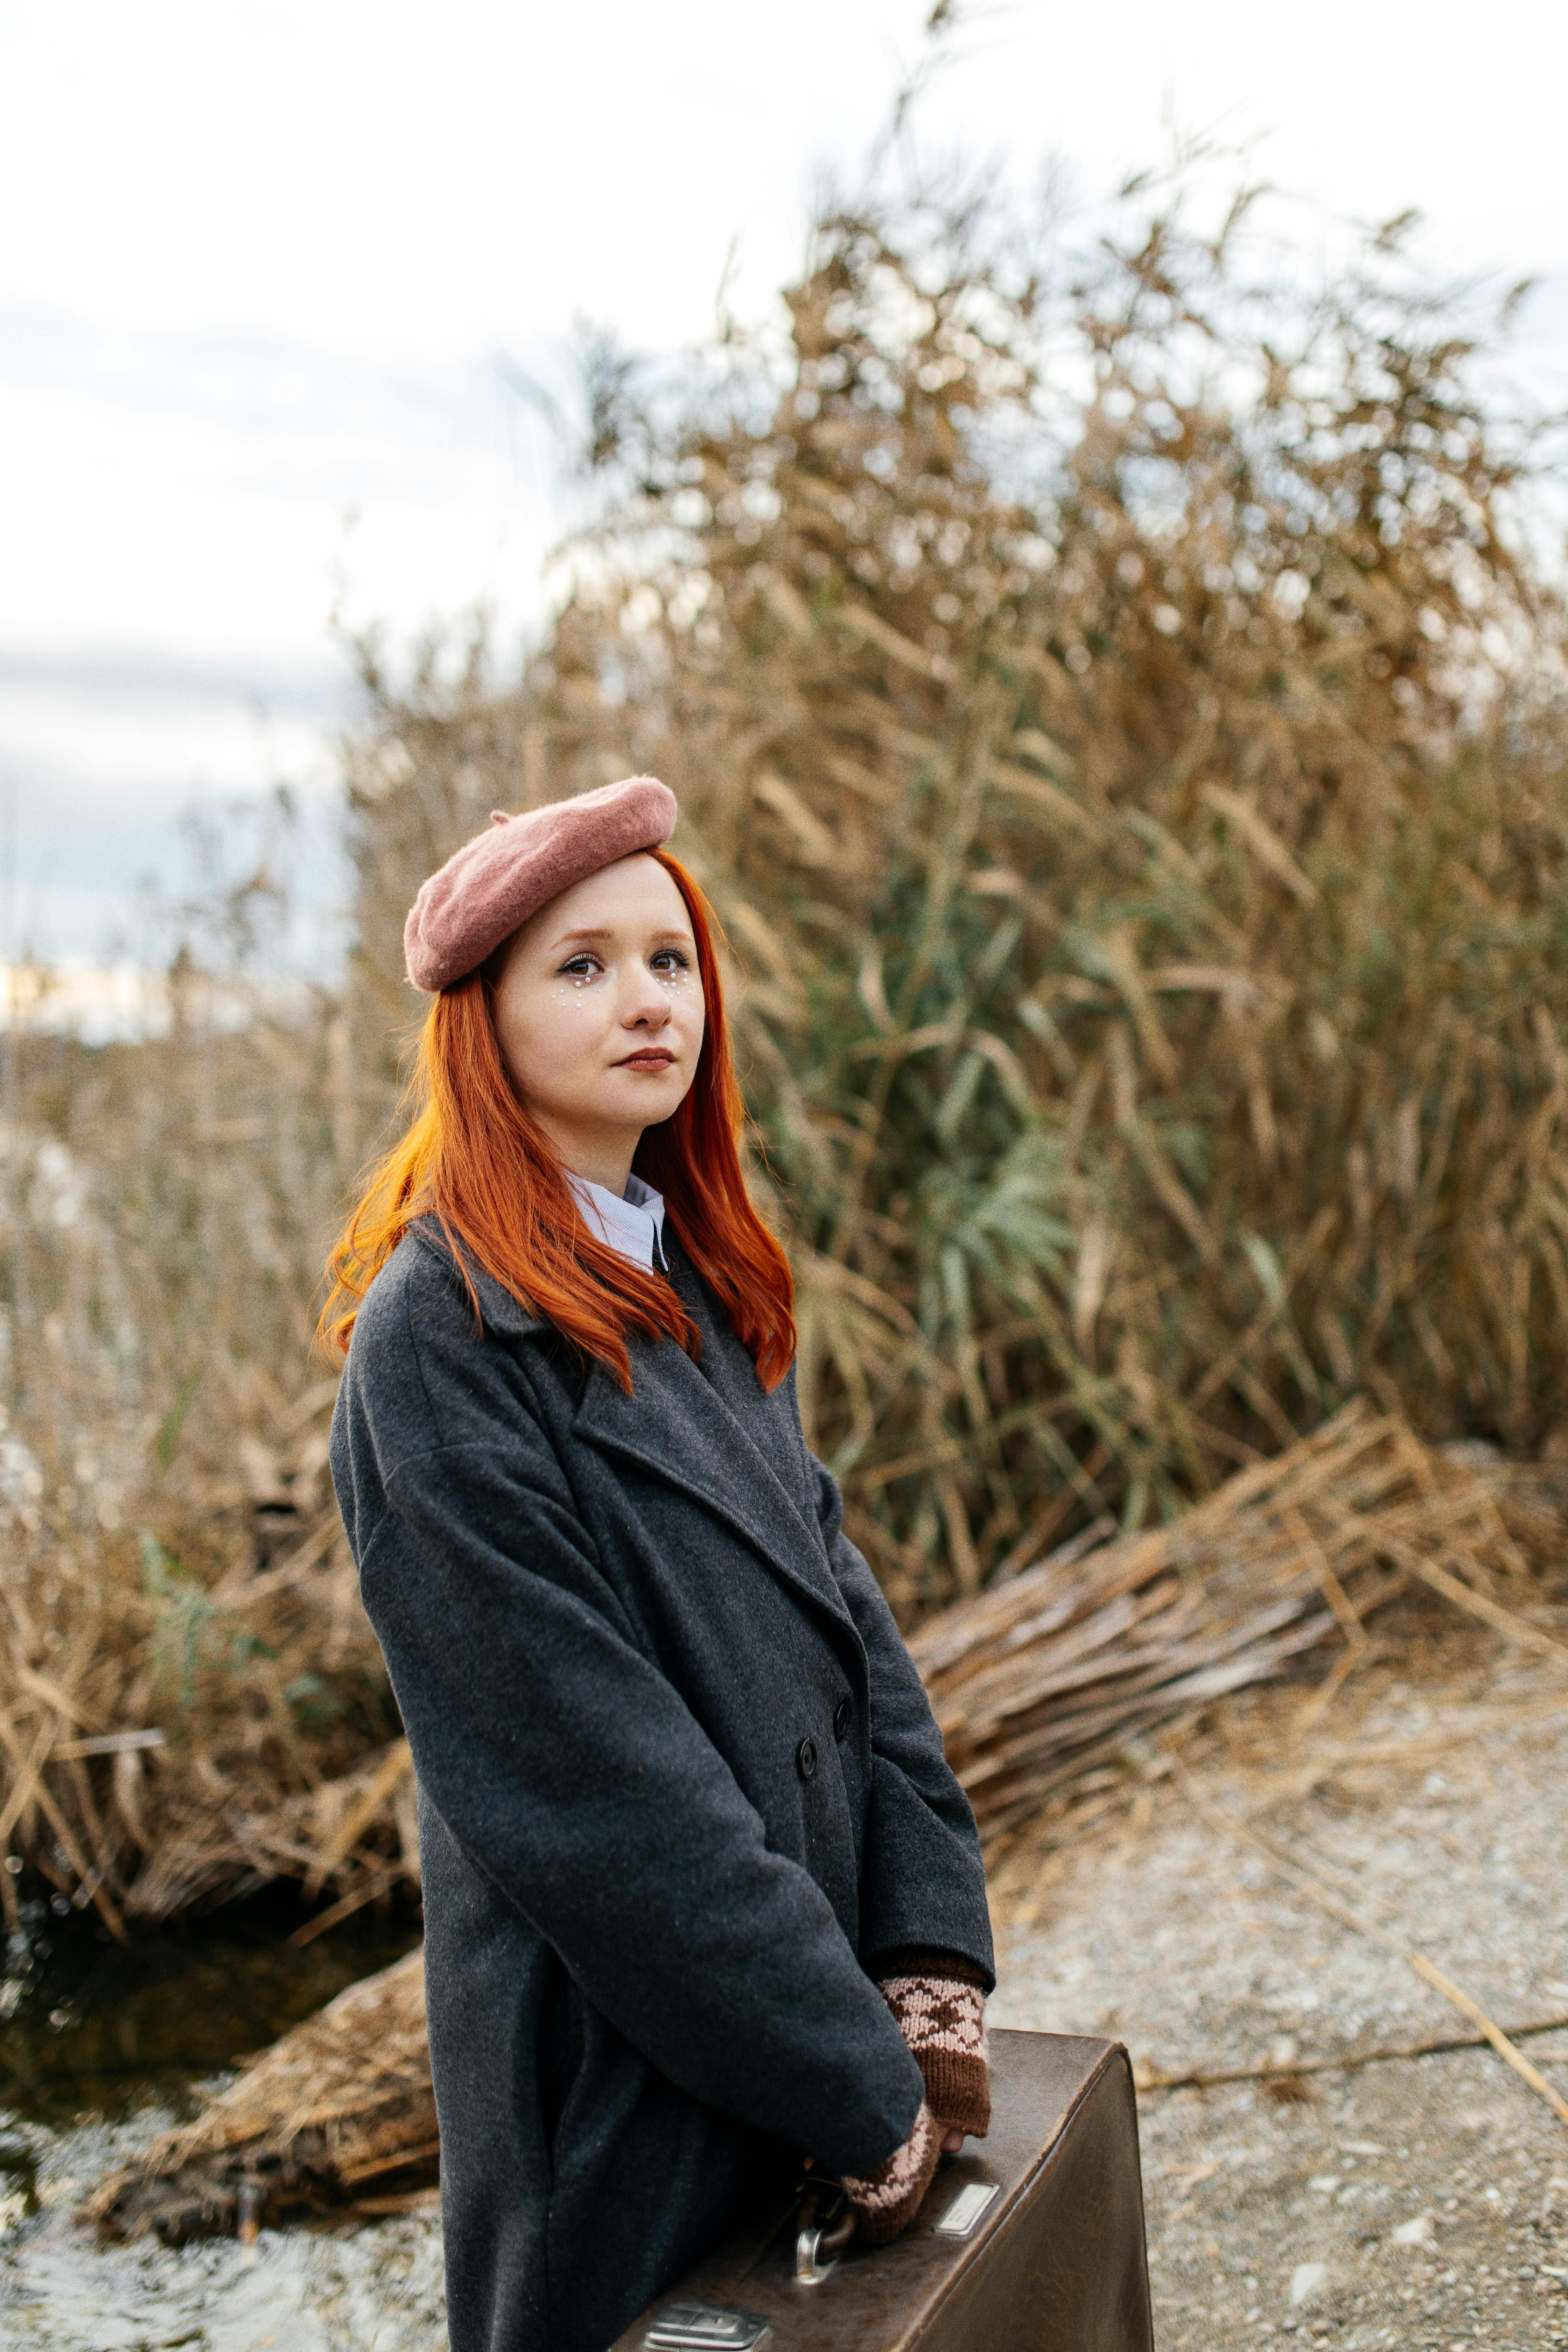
[793,2182,858,2284]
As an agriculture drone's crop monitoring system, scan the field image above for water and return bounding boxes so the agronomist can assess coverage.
[0,1899,447,2350]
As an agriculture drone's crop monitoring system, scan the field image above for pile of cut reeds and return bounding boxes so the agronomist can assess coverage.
[85,1946,434,2242]
[908,1400,1568,1852]
[88,1406,1568,2240]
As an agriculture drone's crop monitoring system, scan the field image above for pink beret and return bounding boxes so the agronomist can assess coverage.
[403,775,678,992]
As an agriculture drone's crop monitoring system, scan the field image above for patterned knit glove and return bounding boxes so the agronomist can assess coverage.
[876,1948,991,2140]
[839,2099,941,2244]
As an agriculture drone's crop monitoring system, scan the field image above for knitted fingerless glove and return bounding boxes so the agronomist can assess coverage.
[839,2099,941,2245]
[876,1948,991,2139]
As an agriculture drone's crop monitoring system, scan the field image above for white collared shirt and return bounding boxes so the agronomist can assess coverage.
[566,1170,668,1272]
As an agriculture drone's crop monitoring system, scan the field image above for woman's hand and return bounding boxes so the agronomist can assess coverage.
[840,2100,942,2244]
[875,1951,991,2141]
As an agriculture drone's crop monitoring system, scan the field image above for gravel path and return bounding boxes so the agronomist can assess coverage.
[992,1641,1568,2349]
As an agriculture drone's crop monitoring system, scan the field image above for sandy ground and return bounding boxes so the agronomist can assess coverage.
[1,1628,1565,2349]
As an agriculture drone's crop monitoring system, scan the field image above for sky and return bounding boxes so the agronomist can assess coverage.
[2,0,1566,983]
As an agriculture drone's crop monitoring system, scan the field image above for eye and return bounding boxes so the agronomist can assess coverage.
[558,953,602,980]
[650,948,692,976]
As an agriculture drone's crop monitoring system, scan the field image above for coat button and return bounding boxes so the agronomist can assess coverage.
[833,1698,851,1741]
[796,1737,818,1782]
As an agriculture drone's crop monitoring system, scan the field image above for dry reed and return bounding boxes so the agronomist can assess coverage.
[344,160,1568,1619]
[7,158,1568,1922]
[84,1946,435,2241]
[0,1413,415,1933]
[909,1399,1568,1848]
[0,1006,411,1923]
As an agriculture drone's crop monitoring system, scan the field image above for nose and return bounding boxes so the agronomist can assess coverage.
[622,962,673,1030]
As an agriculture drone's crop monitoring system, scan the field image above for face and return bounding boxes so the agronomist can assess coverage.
[491,853,706,1190]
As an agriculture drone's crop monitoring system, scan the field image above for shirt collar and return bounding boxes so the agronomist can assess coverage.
[566,1170,668,1271]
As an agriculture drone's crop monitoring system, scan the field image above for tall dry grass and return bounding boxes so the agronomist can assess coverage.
[346,168,1568,1617]
[0,995,407,1928]
[6,161,1568,1925]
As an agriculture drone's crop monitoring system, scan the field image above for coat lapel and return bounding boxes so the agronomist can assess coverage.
[411,1213,855,1644]
[573,1338,858,1644]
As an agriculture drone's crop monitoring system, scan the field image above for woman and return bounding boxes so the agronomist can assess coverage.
[326,776,994,2352]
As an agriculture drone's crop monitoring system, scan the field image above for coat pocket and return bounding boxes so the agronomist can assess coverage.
[538,1952,586,2166]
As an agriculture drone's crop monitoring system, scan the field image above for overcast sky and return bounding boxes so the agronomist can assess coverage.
[2,0,1566,973]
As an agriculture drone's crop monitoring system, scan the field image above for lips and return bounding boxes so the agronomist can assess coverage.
[616,1049,676,1071]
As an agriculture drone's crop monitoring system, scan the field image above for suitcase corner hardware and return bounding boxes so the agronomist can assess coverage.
[643,2303,770,2349]
[934,2180,1000,2238]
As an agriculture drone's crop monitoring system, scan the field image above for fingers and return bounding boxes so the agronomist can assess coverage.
[841,2101,941,2245]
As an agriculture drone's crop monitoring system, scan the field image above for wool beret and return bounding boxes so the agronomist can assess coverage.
[403,775,679,992]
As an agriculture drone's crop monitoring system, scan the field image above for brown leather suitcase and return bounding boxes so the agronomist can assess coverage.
[612,2029,1155,2352]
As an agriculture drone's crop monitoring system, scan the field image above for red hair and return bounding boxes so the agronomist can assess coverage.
[320,852,796,1392]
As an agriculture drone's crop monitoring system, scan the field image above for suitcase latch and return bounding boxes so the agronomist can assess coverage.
[935,2179,1000,2237]
[643,2303,771,2349]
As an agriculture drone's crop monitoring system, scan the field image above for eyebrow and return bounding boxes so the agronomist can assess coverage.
[547,924,695,950]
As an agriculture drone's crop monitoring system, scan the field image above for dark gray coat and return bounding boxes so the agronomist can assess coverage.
[330,1219,993,2352]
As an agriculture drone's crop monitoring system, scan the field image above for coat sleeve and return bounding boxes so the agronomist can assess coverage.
[335,1297,925,2182]
[809,1456,995,1990]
